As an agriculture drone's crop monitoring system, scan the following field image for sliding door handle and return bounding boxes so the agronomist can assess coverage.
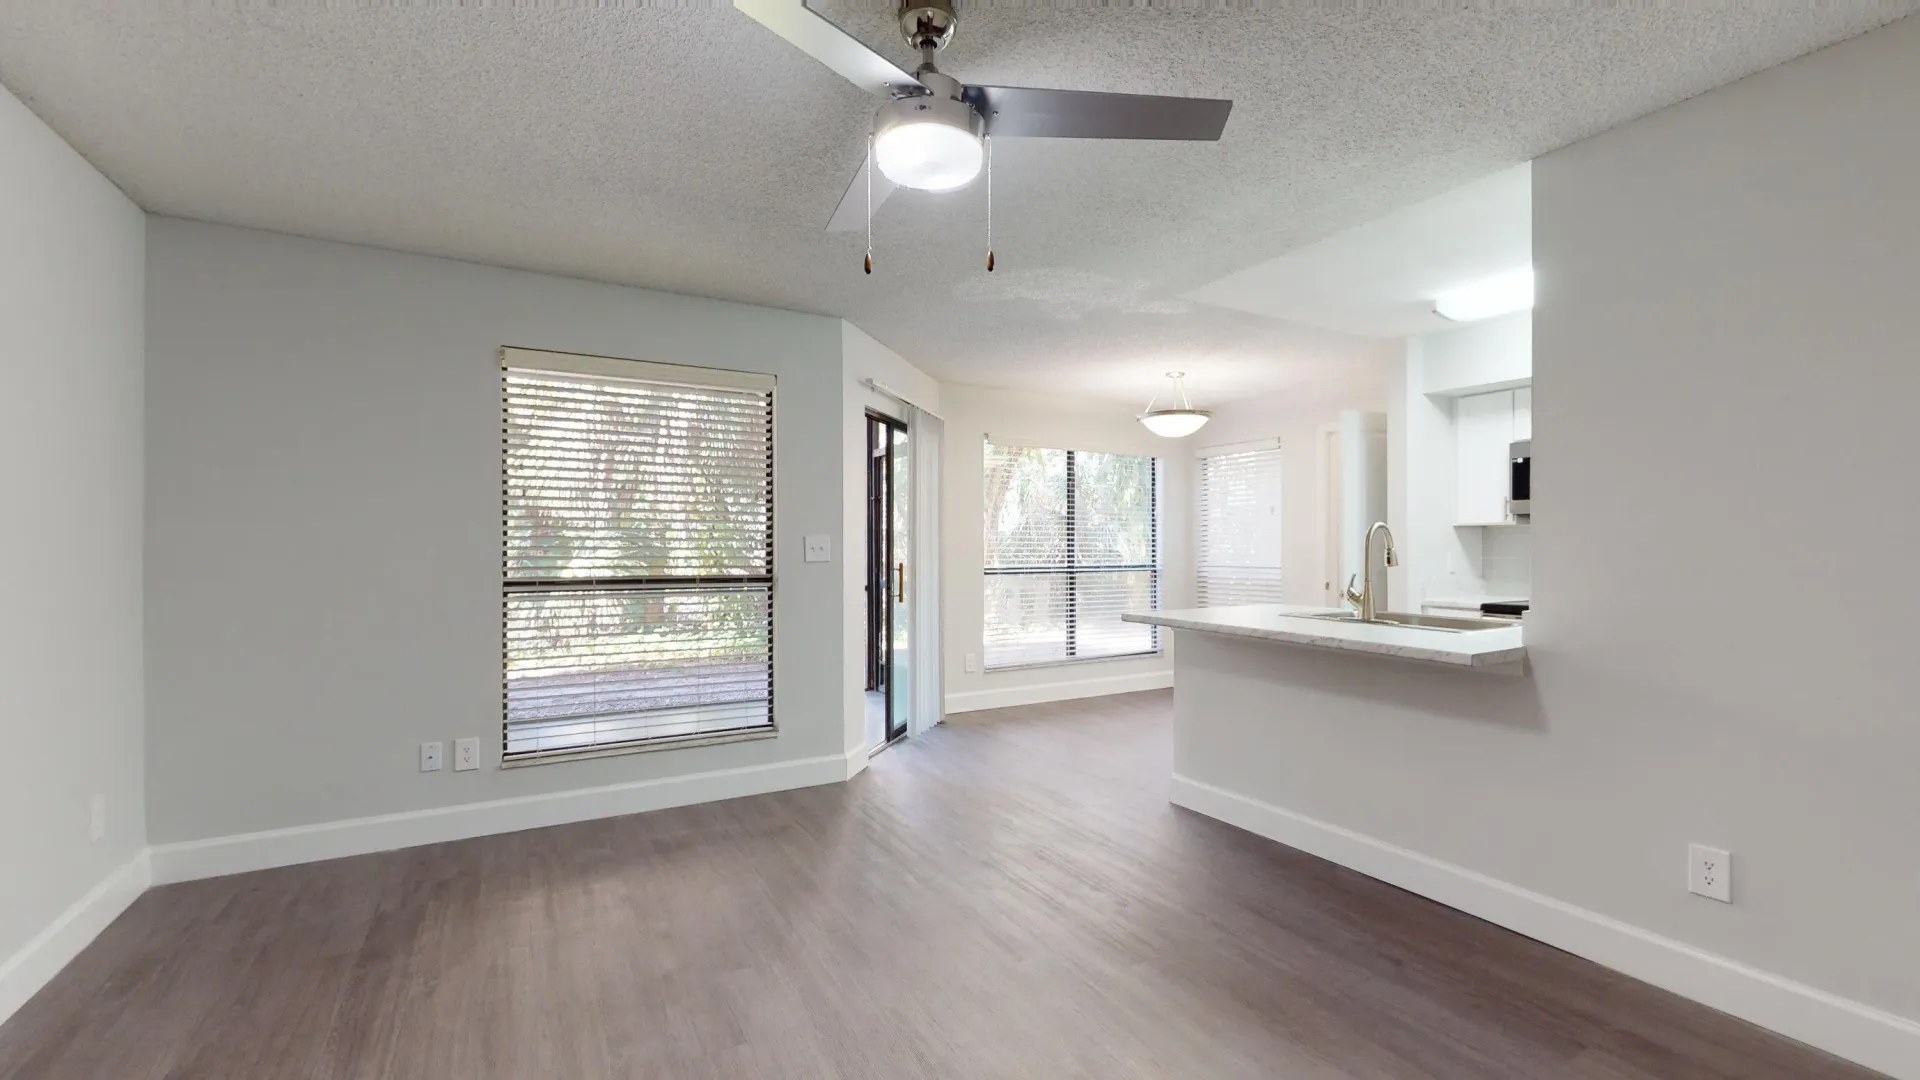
[894,563,906,603]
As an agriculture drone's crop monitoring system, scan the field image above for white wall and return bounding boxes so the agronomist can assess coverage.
[144,220,853,846]
[1422,310,1531,396]
[839,323,941,753]
[1387,337,1475,606]
[1200,375,1391,608]
[1176,14,1920,1075]
[0,83,147,1011]
[940,384,1192,712]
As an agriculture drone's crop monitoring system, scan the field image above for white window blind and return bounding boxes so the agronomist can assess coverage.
[982,441,1159,669]
[501,348,775,763]
[1197,442,1283,606]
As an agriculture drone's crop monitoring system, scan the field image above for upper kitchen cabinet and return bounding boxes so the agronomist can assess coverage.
[1455,388,1527,525]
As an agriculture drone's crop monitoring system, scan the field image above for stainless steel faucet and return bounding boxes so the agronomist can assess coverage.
[1344,521,1400,621]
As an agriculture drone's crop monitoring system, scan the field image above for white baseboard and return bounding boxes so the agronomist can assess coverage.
[0,850,152,1029]
[945,669,1174,714]
[1170,775,1920,1080]
[151,751,857,885]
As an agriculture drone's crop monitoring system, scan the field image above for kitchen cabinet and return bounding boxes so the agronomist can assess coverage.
[1454,390,1517,525]
[1513,387,1532,441]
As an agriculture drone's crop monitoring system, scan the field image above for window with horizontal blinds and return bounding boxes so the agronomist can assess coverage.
[1197,444,1283,606]
[501,349,774,762]
[982,441,1159,669]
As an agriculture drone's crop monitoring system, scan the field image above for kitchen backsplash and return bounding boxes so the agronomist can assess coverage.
[1480,525,1533,596]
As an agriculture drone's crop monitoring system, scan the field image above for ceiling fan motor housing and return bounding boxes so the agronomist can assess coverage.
[876,69,980,139]
[899,0,957,52]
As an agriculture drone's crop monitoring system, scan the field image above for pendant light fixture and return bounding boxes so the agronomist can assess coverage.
[1137,372,1212,438]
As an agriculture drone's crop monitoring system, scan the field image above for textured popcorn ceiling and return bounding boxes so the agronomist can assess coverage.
[0,2,1911,404]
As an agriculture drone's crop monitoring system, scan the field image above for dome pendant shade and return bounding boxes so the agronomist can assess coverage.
[1137,372,1211,438]
[1138,409,1212,438]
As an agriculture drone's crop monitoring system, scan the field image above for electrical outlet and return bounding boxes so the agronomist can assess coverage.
[89,794,106,842]
[1689,843,1732,903]
[420,741,444,772]
[803,535,832,563]
[454,737,480,772]
[964,651,979,673]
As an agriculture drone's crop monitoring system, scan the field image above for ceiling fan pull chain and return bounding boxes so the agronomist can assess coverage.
[865,133,874,275]
[985,135,994,272]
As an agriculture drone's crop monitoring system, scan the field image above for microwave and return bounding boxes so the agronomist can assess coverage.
[1509,439,1531,518]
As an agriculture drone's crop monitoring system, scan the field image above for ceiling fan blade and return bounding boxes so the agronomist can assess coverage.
[734,0,924,97]
[827,154,897,233]
[963,85,1232,141]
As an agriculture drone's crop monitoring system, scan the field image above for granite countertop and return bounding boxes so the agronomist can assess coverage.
[1122,604,1526,669]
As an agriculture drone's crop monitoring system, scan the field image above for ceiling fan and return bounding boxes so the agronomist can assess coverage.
[735,0,1233,232]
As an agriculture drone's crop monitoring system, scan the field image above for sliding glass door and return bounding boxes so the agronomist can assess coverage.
[866,412,911,749]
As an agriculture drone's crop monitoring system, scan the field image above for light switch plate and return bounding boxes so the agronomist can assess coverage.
[454,737,480,772]
[420,741,444,772]
[804,535,832,563]
[964,652,980,673]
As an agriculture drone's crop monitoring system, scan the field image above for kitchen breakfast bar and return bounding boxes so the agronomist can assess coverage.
[1124,604,1527,671]
[1119,602,1544,933]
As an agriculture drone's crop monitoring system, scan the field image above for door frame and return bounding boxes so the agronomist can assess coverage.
[866,410,910,747]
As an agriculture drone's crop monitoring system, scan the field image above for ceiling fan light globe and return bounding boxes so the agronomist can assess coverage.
[874,120,982,192]
[1138,409,1212,438]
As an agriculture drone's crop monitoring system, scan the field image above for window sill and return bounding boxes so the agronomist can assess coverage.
[983,650,1163,675]
[500,726,778,768]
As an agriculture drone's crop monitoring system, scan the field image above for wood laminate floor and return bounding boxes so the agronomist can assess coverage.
[0,690,1880,1079]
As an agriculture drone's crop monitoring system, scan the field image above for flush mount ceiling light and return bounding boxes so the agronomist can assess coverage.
[1434,266,1535,322]
[1138,372,1212,438]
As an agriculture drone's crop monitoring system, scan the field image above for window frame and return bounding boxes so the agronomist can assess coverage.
[981,441,1162,671]
[499,347,778,767]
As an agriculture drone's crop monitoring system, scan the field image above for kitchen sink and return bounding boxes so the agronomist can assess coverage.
[1293,611,1515,633]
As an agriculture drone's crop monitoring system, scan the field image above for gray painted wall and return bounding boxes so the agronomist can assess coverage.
[144,220,848,843]
[0,83,147,962]
[1532,14,1920,1016]
[1179,11,1920,1028]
